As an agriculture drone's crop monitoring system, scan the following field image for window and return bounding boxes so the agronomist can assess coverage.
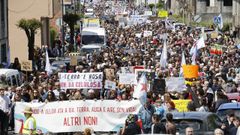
[7,77,11,86]
[1,44,7,63]
[12,75,17,86]
[223,0,232,6]
[207,115,222,131]
[206,0,210,6]
[1,0,5,22]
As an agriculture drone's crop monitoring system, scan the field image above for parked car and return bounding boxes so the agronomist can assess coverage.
[0,69,22,87]
[216,102,240,120]
[161,112,222,135]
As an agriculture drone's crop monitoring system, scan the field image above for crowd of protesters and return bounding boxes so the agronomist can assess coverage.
[1,2,240,134]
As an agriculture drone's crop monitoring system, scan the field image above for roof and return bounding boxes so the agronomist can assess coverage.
[217,102,240,111]
[0,69,19,76]
[81,45,102,49]
[162,112,215,121]
[82,27,106,36]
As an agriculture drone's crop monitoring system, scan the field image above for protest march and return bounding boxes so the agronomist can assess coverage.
[1,0,240,135]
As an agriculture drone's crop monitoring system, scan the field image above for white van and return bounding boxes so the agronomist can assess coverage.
[81,27,107,46]
[0,69,22,87]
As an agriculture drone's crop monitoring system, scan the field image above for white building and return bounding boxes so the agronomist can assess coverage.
[0,0,9,66]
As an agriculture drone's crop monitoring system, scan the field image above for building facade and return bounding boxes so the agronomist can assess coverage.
[8,0,62,62]
[0,0,9,66]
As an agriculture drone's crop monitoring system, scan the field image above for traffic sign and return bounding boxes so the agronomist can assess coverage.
[213,16,221,24]
[193,15,201,23]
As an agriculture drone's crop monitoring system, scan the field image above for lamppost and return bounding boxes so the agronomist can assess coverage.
[62,0,65,57]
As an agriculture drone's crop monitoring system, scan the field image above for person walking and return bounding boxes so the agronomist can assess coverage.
[0,85,11,135]
[151,114,166,134]
[165,113,176,135]
[22,107,37,135]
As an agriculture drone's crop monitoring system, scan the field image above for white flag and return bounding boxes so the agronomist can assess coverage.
[191,45,197,65]
[179,51,186,77]
[160,40,168,68]
[218,14,223,29]
[165,19,175,31]
[133,74,147,105]
[45,49,52,76]
[196,36,205,50]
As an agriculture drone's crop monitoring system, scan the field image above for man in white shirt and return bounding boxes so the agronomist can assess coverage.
[0,86,11,135]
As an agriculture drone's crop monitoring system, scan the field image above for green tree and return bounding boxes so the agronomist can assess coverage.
[17,18,41,60]
[50,27,57,48]
[149,4,155,11]
[63,13,81,46]
[157,1,164,9]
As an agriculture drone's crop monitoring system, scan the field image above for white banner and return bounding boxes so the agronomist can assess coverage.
[104,80,116,90]
[58,72,103,89]
[15,100,141,134]
[166,77,186,92]
[119,73,135,84]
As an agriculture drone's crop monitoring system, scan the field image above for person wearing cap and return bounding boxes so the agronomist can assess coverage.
[138,99,155,133]
[22,107,37,135]
[0,85,11,134]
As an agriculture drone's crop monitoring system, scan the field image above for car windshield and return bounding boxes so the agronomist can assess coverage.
[162,119,202,132]
[217,109,240,119]
[81,48,100,54]
[82,35,104,45]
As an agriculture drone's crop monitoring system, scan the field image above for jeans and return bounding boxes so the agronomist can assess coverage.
[0,110,9,135]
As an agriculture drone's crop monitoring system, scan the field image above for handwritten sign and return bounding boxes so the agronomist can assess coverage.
[104,80,116,90]
[70,56,78,66]
[58,72,103,89]
[21,60,32,71]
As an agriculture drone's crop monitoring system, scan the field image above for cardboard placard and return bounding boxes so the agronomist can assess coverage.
[182,65,199,78]
[104,80,116,90]
[70,56,78,66]
[211,32,218,39]
[21,60,32,71]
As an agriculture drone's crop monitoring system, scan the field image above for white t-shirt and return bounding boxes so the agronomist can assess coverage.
[0,95,11,113]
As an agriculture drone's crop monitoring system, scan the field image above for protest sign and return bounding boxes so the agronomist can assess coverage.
[135,33,142,38]
[182,65,199,78]
[83,18,100,28]
[172,100,191,112]
[104,80,116,90]
[21,60,32,71]
[15,100,141,133]
[70,56,78,66]
[144,11,153,16]
[58,72,103,89]
[134,69,153,83]
[211,31,218,39]
[119,73,135,84]
[158,10,168,18]
[120,67,134,73]
[166,77,186,92]
[129,15,148,25]
[143,31,153,37]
